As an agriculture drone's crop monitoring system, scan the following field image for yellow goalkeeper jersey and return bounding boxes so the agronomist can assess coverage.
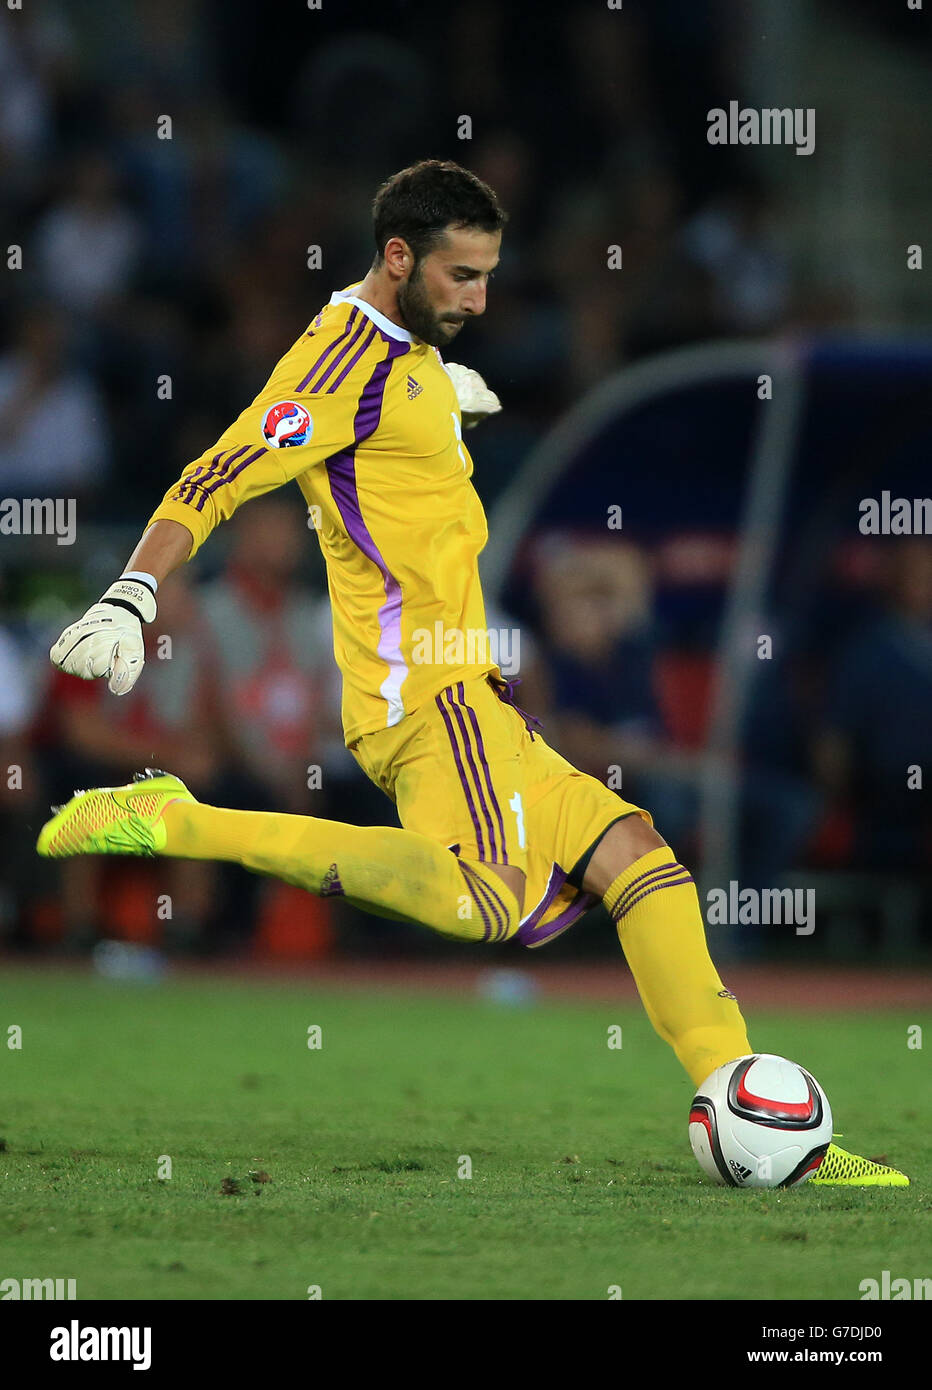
[147,283,499,744]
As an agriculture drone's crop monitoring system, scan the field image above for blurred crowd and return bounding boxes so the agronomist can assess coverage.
[0,0,847,519]
[2,506,929,957]
[0,1,929,956]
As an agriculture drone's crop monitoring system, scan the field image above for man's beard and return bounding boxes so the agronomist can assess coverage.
[397,264,461,347]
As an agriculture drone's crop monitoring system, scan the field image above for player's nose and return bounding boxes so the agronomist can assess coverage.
[461,286,486,316]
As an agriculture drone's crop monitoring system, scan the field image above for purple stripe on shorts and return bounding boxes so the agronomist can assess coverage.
[313,314,370,392]
[197,447,267,509]
[611,874,694,923]
[326,323,379,393]
[436,694,485,859]
[443,687,498,862]
[515,864,567,943]
[296,307,359,391]
[456,681,508,866]
[520,890,599,949]
[609,863,691,922]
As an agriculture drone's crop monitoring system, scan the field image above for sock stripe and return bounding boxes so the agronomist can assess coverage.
[468,868,512,942]
[466,880,496,942]
[608,856,688,922]
[608,861,689,918]
[463,868,500,942]
[460,862,504,941]
[608,863,677,920]
[610,872,695,925]
[458,861,511,939]
[454,682,509,866]
[608,862,692,922]
[435,693,486,860]
[442,688,499,862]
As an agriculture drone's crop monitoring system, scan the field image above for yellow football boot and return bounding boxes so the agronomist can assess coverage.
[36,768,194,859]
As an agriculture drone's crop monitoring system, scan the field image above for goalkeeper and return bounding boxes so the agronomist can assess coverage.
[38,159,904,1187]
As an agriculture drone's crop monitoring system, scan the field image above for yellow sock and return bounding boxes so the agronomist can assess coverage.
[605,847,752,1087]
[160,801,519,944]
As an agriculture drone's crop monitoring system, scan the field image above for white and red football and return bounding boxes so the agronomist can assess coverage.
[689,1053,832,1188]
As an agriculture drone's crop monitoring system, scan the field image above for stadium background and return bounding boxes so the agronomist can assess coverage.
[1,0,930,973]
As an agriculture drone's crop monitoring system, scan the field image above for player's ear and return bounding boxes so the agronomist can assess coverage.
[384,237,412,279]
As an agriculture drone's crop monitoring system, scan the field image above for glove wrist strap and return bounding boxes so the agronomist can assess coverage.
[100,578,158,624]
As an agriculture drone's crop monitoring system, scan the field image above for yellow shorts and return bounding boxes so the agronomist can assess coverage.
[349,673,651,947]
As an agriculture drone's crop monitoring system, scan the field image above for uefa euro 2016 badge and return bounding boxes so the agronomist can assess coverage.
[261,400,313,448]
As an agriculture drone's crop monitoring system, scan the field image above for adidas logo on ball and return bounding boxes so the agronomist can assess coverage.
[689,1054,833,1189]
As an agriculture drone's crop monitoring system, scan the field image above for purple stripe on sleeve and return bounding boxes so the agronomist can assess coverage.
[443,688,498,862]
[456,681,508,866]
[313,315,370,392]
[296,307,359,391]
[177,465,205,505]
[180,446,241,505]
[197,447,268,509]
[436,695,485,859]
[327,323,379,393]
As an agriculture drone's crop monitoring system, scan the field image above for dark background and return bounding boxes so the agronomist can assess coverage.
[0,0,929,965]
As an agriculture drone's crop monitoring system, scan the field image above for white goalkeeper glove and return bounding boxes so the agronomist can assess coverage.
[49,576,157,696]
[443,361,502,429]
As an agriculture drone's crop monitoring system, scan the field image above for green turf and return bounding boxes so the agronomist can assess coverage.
[0,968,926,1300]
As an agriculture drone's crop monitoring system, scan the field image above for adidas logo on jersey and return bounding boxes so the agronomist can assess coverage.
[320,862,344,897]
[406,375,423,400]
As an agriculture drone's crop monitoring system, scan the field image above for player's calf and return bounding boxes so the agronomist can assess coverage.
[584,817,753,1088]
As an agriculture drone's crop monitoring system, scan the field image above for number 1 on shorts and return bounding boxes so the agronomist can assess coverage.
[509,790,526,849]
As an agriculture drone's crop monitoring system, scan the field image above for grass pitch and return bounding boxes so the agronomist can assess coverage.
[0,967,926,1300]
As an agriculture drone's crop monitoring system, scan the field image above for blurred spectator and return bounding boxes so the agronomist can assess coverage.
[36,568,220,949]
[190,495,340,949]
[680,182,791,334]
[532,534,702,848]
[110,85,286,278]
[815,539,932,869]
[35,151,142,315]
[532,534,823,886]
[0,1,75,184]
[0,616,41,944]
[197,495,335,816]
[0,302,109,497]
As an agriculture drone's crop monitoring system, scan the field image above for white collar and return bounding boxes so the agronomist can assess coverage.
[329,283,415,344]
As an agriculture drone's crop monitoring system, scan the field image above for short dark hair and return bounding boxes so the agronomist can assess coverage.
[372,159,507,265]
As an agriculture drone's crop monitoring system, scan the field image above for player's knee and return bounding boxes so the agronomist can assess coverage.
[457,860,524,943]
[581,814,669,899]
